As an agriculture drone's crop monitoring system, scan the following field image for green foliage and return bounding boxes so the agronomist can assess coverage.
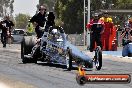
[115,0,132,9]
[40,0,132,33]
[91,0,132,10]
[39,0,56,11]
[55,0,84,34]
[55,19,64,26]
[0,0,14,17]
[15,13,30,29]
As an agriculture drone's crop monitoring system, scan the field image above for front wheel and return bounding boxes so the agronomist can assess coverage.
[94,46,102,70]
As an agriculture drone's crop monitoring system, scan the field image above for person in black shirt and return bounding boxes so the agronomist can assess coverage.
[89,13,104,52]
[3,16,14,45]
[1,16,14,47]
[0,22,7,47]
[40,12,56,50]
[30,6,46,38]
[45,12,55,31]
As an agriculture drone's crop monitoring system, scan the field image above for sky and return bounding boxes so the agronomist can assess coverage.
[13,0,39,16]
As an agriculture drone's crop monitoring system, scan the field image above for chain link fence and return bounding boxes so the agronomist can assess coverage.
[67,31,123,47]
[67,34,84,46]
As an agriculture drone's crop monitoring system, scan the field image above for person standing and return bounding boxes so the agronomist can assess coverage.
[30,6,46,38]
[87,13,104,52]
[100,12,114,50]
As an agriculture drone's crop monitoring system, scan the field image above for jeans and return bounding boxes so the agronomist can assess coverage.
[122,43,132,56]
[1,33,7,47]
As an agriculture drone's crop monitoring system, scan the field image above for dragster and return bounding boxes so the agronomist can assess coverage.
[21,26,102,70]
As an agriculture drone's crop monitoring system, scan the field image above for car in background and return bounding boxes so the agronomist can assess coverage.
[11,29,25,43]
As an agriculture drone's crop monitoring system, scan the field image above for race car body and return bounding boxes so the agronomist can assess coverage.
[21,27,96,70]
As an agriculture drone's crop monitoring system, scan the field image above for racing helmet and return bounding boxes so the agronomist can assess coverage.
[47,11,55,24]
[51,29,58,34]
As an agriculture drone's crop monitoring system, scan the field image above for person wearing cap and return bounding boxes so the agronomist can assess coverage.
[87,13,104,52]
[1,15,14,47]
[30,5,46,38]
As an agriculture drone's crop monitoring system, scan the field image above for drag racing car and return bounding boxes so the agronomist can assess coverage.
[21,26,102,70]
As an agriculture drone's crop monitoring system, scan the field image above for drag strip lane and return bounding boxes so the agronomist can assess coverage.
[0,44,132,88]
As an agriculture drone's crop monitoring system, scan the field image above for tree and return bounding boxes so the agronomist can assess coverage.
[0,0,14,17]
[55,0,84,34]
[15,13,30,29]
[39,0,132,33]
[39,0,56,11]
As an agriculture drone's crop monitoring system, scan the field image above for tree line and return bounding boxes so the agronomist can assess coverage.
[0,0,14,17]
[38,0,132,34]
[15,0,132,31]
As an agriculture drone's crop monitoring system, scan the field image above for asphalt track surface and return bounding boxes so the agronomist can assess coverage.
[0,44,132,88]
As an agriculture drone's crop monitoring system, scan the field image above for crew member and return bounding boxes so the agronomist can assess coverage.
[40,12,56,50]
[87,13,104,52]
[45,12,55,29]
[30,5,46,38]
[100,12,114,50]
